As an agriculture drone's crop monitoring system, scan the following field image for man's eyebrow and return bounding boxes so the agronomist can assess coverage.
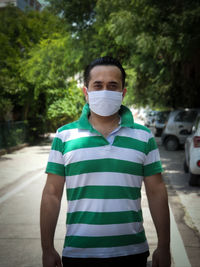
[108,81,119,84]
[93,81,103,84]
[92,81,119,85]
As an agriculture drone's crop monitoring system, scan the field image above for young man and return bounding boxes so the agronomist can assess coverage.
[40,56,171,267]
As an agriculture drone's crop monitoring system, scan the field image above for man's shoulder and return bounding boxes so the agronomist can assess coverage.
[57,120,79,133]
[133,122,151,134]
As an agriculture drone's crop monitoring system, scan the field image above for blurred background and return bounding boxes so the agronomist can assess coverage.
[0,0,200,150]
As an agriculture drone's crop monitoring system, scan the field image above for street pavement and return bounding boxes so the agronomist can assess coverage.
[158,142,200,267]
[0,135,199,267]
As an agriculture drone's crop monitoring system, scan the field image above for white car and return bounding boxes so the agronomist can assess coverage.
[184,115,200,186]
[162,109,200,151]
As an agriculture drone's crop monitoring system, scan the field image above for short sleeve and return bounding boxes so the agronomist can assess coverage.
[143,133,163,177]
[45,131,65,177]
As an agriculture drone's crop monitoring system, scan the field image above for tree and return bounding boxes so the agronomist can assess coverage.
[47,0,97,32]
[0,5,87,145]
[0,6,83,124]
[94,0,200,108]
[21,33,85,130]
[47,0,200,108]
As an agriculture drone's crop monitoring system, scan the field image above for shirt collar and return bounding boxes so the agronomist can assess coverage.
[78,103,134,131]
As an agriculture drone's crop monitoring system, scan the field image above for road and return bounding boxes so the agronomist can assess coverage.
[156,138,200,267]
[0,135,199,267]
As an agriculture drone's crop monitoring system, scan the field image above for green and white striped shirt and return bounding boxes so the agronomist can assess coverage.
[46,104,163,258]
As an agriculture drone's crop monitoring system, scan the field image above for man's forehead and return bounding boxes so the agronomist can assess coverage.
[90,65,122,78]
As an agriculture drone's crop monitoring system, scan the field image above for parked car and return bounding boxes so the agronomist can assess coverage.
[144,110,158,127]
[161,109,200,151]
[184,115,200,186]
[154,111,170,137]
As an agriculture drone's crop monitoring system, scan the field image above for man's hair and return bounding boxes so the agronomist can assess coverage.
[84,56,126,88]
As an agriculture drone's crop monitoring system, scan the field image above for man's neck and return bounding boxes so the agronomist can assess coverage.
[89,111,120,137]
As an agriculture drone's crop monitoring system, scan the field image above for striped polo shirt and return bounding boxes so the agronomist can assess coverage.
[46,103,163,258]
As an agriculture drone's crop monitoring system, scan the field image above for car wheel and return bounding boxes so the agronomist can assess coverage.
[164,136,179,151]
[189,173,199,186]
[183,159,189,173]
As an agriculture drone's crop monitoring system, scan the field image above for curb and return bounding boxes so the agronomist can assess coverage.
[0,143,29,156]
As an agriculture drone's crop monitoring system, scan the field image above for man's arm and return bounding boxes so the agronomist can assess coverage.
[144,173,171,267]
[40,173,65,267]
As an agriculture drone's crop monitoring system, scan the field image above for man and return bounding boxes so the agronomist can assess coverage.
[40,56,171,267]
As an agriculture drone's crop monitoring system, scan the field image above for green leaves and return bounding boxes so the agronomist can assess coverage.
[1,0,200,133]
[0,6,84,133]
[47,80,84,128]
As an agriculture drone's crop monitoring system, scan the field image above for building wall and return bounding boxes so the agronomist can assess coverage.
[0,0,17,8]
[0,0,41,10]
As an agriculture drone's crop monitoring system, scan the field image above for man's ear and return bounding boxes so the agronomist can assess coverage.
[122,88,127,99]
[82,87,88,102]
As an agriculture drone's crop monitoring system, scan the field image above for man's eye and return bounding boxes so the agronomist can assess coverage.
[108,84,118,90]
[94,84,102,89]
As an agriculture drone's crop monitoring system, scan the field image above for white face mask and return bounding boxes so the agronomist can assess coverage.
[87,90,123,116]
